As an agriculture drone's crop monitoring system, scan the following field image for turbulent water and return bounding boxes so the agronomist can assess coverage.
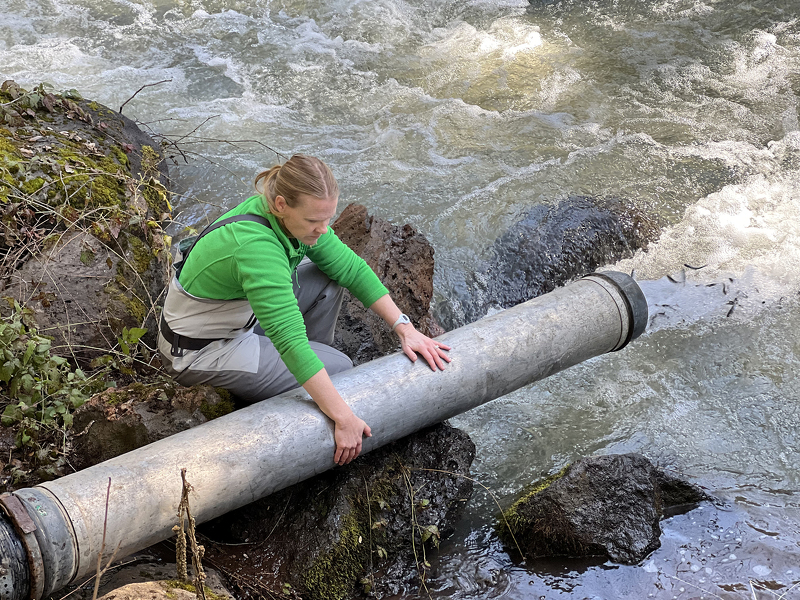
[2,0,799,598]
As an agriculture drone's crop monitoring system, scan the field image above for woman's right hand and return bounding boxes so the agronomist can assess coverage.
[334,413,372,465]
[302,368,373,466]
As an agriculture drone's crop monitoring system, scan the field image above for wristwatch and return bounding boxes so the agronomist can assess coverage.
[391,313,411,331]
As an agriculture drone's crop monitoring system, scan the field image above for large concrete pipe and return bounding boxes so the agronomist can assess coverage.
[0,271,647,600]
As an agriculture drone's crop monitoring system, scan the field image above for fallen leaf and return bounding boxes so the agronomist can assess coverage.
[42,94,58,113]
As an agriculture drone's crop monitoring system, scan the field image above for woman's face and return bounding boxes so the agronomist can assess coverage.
[274,193,338,246]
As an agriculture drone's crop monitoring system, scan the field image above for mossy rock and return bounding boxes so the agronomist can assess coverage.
[200,422,477,600]
[0,80,172,358]
[496,453,710,565]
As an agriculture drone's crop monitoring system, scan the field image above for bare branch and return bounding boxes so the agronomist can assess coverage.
[119,80,173,114]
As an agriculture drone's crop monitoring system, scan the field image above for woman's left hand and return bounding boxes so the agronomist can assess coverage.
[395,324,451,371]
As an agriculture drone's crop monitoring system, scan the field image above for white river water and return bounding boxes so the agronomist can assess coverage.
[2,0,799,598]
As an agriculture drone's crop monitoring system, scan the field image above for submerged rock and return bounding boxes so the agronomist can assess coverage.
[441,196,661,328]
[201,422,476,600]
[0,80,171,358]
[332,203,444,364]
[497,453,710,565]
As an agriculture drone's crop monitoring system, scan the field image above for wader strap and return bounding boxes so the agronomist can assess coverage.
[165,214,273,356]
[160,317,222,357]
[174,214,273,277]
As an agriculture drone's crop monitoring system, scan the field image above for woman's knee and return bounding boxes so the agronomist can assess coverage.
[312,342,353,375]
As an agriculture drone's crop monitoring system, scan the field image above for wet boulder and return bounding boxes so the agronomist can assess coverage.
[497,453,710,564]
[201,422,476,600]
[68,381,234,471]
[0,80,171,359]
[441,196,661,327]
[332,203,444,365]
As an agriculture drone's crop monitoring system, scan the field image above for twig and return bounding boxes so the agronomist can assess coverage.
[0,96,25,107]
[119,80,172,114]
[778,580,800,599]
[362,475,375,593]
[56,558,141,600]
[170,115,220,146]
[255,491,293,548]
[414,467,525,559]
[399,463,432,599]
[175,468,207,600]
[91,478,122,600]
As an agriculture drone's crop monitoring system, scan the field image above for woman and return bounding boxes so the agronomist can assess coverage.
[158,154,450,466]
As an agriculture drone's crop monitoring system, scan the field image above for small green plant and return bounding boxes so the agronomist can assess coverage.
[89,326,149,377]
[0,302,103,450]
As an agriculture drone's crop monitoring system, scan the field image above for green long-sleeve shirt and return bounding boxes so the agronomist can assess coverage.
[178,195,389,384]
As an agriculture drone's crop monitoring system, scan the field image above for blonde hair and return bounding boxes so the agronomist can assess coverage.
[255,154,339,213]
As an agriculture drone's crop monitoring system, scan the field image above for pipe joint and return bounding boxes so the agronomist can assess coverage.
[581,271,648,351]
[0,490,78,600]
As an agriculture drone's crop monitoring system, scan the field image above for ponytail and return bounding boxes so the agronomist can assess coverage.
[254,165,282,213]
[254,154,339,215]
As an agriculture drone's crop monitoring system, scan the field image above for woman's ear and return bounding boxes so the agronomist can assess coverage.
[273,195,287,215]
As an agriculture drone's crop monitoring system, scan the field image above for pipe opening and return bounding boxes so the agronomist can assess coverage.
[0,512,30,600]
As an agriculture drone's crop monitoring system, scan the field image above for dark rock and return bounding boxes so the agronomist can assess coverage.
[0,80,171,359]
[68,381,233,471]
[201,422,476,600]
[440,196,661,328]
[332,203,444,365]
[497,453,710,565]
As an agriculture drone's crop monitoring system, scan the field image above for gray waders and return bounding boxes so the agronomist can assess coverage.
[159,244,352,404]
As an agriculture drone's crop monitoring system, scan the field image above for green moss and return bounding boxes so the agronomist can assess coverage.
[21,177,46,195]
[104,279,148,325]
[102,383,153,406]
[110,144,129,167]
[105,391,126,405]
[119,292,147,323]
[160,580,229,600]
[141,145,160,172]
[90,221,112,243]
[0,136,21,159]
[142,176,170,215]
[302,511,370,600]
[496,463,571,543]
[129,235,153,274]
[127,382,148,396]
[200,396,235,421]
[1,167,17,202]
[53,146,127,208]
[88,101,101,111]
